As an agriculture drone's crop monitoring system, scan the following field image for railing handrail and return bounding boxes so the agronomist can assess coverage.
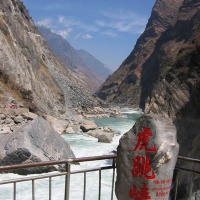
[0,154,199,200]
[0,165,116,185]
[0,154,117,172]
[0,154,200,172]
[177,156,200,164]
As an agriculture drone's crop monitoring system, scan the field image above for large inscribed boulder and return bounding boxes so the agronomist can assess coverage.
[115,114,179,200]
[0,117,75,174]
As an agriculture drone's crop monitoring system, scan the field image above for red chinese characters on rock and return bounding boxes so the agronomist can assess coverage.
[132,154,155,180]
[129,127,157,199]
[152,178,172,197]
[132,127,156,180]
[129,182,151,200]
[133,128,156,152]
[154,178,172,185]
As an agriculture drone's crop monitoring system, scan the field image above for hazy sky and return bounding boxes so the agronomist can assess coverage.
[21,0,156,71]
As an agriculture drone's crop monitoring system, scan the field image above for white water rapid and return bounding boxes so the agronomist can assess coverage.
[0,110,142,200]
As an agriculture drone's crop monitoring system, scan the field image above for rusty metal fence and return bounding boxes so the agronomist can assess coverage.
[0,154,116,200]
[0,154,199,200]
[174,156,200,200]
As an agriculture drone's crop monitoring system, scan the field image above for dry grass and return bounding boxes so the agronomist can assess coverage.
[0,69,33,106]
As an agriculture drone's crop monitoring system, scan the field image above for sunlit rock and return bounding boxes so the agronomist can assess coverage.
[115,114,179,200]
[0,117,75,174]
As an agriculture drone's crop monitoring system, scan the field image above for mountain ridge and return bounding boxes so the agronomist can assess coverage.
[37,26,112,93]
[98,1,200,197]
[97,0,184,105]
[0,0,101,118]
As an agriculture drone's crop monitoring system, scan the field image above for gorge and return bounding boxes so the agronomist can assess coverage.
[98,0,200,163]
[0,0,200,199]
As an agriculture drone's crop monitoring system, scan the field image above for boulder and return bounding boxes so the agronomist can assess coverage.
[22,112,38,120]
[80,120,97,132]
[103,126,113,132]
[0,117,75,175]
[115,114,179,200]
[44,115,69,134]
[0,127,12,134]
[0,120,5,124]
[87,129,102,138]
[10,125,21,132]
[98,133,113,143]
[88,129,114,143]
[5,117,13,125]
[0,114,6,120]
[65,126,76,134]
[14,115,23,123]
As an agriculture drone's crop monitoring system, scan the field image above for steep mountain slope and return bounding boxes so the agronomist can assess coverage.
[98,0,199,196]
[37,26,112,93]
[141,1,200,198]
[142,0,200,154]
[98,0,199,157]
[77,49,112,81]
[142,0,200,113]
[97,0,184,105]
[0,0,100,117]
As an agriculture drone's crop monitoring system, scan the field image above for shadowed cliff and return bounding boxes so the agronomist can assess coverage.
[97,0,184,106]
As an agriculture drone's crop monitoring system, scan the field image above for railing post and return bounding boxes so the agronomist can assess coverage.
[83,172,86,200]
[189,173,194,200]
[64,163,71,200]
[13,182,16,200]
[98,169,101,200]
[111,158,116,200]
[32,180,35,200]
[174,170,180,200]
[49,177,52,200]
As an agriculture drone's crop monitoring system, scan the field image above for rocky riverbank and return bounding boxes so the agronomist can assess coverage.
[0,106,126,174]
[74,106,128,118]
[0,106,128,143]
[0,117,75,174]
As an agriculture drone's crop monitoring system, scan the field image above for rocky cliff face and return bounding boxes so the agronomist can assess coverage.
[109,0,200,198]
[141,5,200,197]
[38,26,112,93]
[97,0,184,106]
[98,0,200,162]
[142,0,200,158]
[77,49,112,82]
[0,0,100,118]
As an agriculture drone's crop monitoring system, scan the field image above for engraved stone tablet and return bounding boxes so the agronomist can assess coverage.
[115,114,179,200]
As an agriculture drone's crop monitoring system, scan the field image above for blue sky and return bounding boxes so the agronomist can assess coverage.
[21,0,156,71]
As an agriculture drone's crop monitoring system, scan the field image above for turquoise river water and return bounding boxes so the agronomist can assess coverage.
[0,110,142,200]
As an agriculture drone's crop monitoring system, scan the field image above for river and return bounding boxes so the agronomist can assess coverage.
[0,110,142,200]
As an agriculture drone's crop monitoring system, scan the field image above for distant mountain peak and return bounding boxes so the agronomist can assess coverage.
[37,25,112,92]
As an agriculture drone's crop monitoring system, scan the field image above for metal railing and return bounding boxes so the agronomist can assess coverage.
[173,156,200,200]
[0,154,199,200]
[0,154,117,200]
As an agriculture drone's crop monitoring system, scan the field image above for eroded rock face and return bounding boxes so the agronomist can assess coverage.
[0,0,101,118]
[115,114,179,200]
[0,117,75,174]
[140,1,200,197]
[97,0,183,106]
